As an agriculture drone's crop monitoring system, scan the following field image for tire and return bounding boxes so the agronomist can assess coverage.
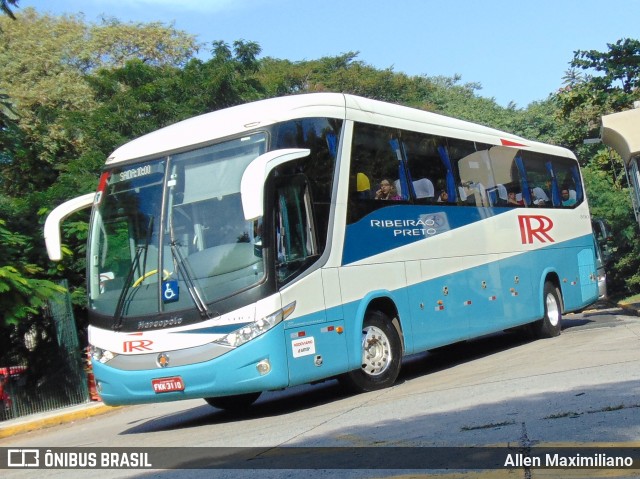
[204,392,261,411]
[531,281,562,338]
[339,310,402,393]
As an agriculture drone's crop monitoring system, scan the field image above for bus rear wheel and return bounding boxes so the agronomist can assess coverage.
[531,281,562,338]
[204,392,261,411]
[340,310,402,393]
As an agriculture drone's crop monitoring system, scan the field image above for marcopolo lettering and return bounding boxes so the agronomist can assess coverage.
[137,316,183,330]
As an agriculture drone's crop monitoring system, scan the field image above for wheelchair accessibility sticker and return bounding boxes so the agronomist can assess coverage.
[162,280,179,303]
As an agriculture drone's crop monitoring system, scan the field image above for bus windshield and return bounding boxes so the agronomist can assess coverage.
[88,134,267,320]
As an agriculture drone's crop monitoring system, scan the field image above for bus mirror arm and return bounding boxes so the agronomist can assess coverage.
[241,148,311,220]
[44,193,95,261]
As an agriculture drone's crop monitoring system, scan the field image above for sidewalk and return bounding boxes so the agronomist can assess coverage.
[0,401,119,440]
[1,301,638,441]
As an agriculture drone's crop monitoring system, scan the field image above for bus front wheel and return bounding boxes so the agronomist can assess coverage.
[531,281,562,338]
[204,392,261,411]
[340,310,402,393]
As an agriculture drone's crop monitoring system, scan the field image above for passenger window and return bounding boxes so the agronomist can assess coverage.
[348,123,408,224]
[487,146,527,207]
[503,150,584,209]
[401,131,447,204]
[448,139,490,206]
[270,117,341,256]
[274,175,318,285]
[518,151,553,207]
[552,157,583,208]
[456,144,494,207]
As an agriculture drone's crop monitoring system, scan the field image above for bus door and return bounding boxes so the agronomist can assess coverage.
[274,175,348,385]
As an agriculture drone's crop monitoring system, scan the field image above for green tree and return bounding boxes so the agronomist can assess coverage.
[582,156,640,293]
[257,51,519,130]
[0,220,64,326]
[0,10,201,331]
[572,38,640,95]
[0,9,199,196]
[184,39,264,109]
[556,38,640,154]
[556,38,640,297]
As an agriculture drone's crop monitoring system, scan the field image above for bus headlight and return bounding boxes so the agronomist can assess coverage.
[90,345,117,364]
[216,302,296,348]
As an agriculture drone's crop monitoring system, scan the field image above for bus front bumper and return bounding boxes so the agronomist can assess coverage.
[91,326,289,406]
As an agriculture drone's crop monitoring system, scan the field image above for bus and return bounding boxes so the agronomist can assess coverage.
[44,93,599,409]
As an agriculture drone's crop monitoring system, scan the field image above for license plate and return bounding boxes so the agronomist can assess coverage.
[152,376,185,393]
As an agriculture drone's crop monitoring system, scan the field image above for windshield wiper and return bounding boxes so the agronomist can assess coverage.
[113,245,144,330]
[113,216,154,330]
[169,240,213,319]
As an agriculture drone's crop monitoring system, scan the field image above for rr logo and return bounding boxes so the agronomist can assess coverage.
[518,215,554,244]
[123,339,153,352]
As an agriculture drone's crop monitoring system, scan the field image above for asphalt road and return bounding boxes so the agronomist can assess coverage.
[2,302,640,478]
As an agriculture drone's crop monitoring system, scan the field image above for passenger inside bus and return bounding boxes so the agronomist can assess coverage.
[531,187,549,206]
[561,187,576,207]
[436,189,449,203]
[507,188,524,206]
[375,179,401,200]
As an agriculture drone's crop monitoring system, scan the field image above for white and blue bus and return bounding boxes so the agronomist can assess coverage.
[45,93,599,409]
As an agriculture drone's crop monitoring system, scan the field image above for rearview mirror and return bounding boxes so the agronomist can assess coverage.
[44,193,95,261]
[240,148,310,220]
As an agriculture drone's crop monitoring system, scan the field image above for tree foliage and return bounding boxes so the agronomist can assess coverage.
[0,220,65,326]
[0,7,639,334]
[0,9,198,184]
[556,38,640,154]
[556,38,640,293]
[572,38,640,95]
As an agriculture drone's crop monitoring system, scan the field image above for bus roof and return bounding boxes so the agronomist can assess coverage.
[106,93,574,165]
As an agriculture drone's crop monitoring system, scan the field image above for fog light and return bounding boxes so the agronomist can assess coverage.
[256,359,271,376]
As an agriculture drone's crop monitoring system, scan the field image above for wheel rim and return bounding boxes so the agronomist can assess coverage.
[546,292,560,327]
[360,325,392,376]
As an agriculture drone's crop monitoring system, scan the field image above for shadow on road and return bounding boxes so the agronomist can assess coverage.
[122,328,565,435]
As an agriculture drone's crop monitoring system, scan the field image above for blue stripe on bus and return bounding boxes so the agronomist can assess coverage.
[342,205,512,265]
[339,233,597,359]
[176,323,251,335]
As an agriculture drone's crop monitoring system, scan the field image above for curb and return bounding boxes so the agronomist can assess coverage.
[617,302,640,317]
[0,403,119,439]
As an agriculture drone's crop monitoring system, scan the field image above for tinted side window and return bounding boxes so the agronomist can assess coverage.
[552,156,584,208]
[486,146,525,206]
[517,151,583,208]
[401,131,449,204]
[348,123,408,224]
[453,140,493,207]
[270,117,342,251]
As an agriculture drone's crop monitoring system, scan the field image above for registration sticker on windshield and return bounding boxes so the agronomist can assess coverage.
[152,376,185,393]
[292,336,316,358]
